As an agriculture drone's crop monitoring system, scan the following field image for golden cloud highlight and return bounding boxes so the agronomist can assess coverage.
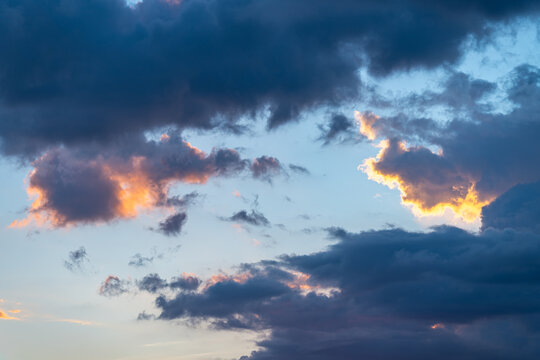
[0,309,20,320]
[360,138,493,222]
[355,110,379,141]
[9,136,249,228]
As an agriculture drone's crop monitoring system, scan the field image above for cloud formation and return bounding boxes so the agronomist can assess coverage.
[359,64,540,221]
[1,0,539,157]
[156,212,187,236]
[147,222,540,359]
[10,134,279,228]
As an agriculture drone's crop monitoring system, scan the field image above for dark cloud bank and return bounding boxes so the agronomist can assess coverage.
[4,0,540,228]
[134,182,540,359]
[1,0,539,156]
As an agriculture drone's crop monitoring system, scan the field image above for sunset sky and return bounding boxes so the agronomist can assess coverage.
[1,1,540,359]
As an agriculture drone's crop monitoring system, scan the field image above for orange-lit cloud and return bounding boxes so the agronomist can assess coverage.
[54,318,96,326]
[361,138,493,222]
[9,135,262,228]
[355,111,379,141]
[0,309,20,320]
[205,273,253,289]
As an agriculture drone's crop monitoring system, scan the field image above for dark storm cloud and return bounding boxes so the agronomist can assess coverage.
[226,210,270,227]
[63,246,88,272]
[360,64,540,220]
[98,275,130,297]
[482,181,540,233]
[1,0,539,156]
[150,224,540,359]
[156,212,187,237]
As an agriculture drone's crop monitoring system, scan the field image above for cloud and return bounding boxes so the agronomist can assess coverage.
[98,275,130,297]
[359,64,540,221]
[135,272,202,294]
[482,181,540,233]
[170,273,202,291]
[288,164,310,175]
[250,156,283,183]
[0,310,19,321]
[225,210,270,227]
[155,212,187,237]
[9,134,280,228]
[137,273,168,293]
[64,246,89,272]
[128,253,155,268]
[1,0,538,157]
[148,223,540,359]
[318,113,358,145]
[164,191,201,208]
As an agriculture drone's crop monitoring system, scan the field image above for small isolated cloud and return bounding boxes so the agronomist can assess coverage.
[164,191,201,208]
[156,212,187,237]
[98,276,130,297]
[128,253,154,268]
[288,164,310,175]
[318,113,358,145]
[226,210,270,227]
[64,247,88,272]
[250,156,283,183]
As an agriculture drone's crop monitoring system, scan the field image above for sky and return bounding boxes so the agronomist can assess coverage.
[1,1,540,359]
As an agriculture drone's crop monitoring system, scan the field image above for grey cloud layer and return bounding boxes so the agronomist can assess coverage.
[137,182,540,359]
[1,0,539,156]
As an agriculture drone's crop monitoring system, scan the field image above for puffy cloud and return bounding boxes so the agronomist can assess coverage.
[169,274,202,291]
[250,156,283,183]
[137,273,168,293]
[155,212,187,237]
[359,65,540,221]
[1,0,539,156]
[9,134,280,228]
[148,224,540,359]
[64,246,89,272]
